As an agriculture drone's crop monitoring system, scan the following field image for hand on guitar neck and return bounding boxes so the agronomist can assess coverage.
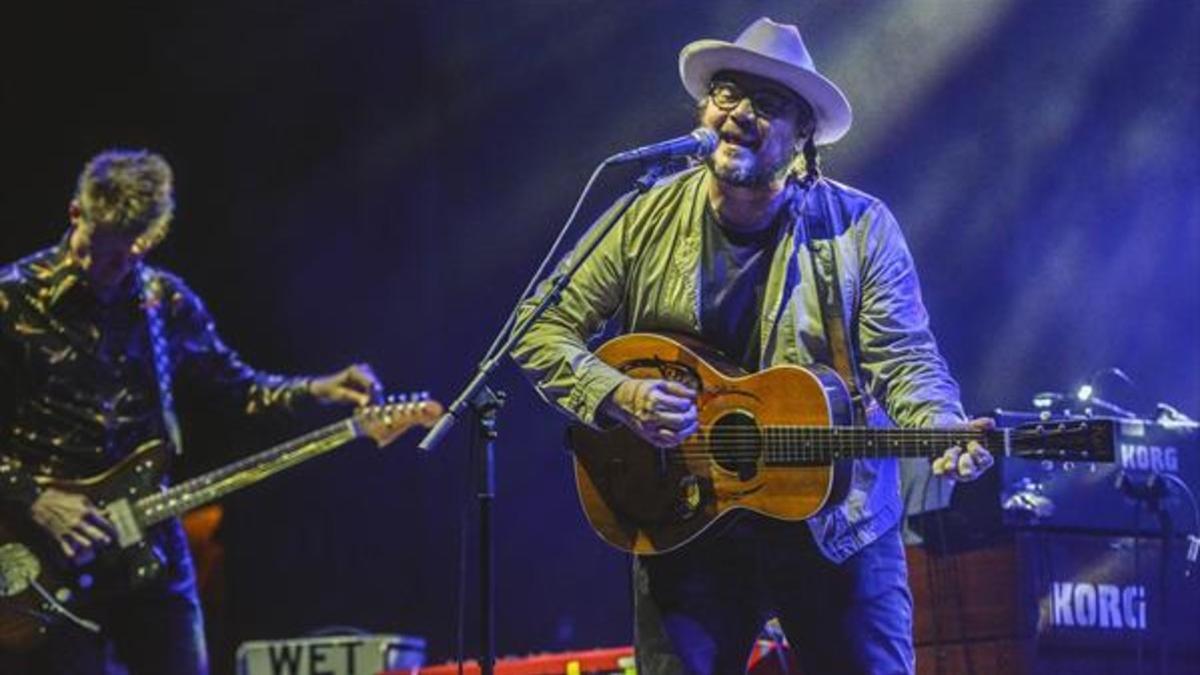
[29,489,117,565]
[601,378,699,448]
[931,417,996,482]
[308,363,384,407]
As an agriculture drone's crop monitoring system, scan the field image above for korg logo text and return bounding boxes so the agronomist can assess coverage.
[1051,582,1147,630]
[1119,443,1179,472]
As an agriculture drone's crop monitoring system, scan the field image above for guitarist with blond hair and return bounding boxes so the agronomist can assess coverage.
[512,18,994,675]
[0,149,381,674]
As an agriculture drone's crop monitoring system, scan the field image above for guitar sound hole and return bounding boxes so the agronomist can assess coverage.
[711,411,760,480]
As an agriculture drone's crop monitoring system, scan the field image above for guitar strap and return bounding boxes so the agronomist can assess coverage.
[794,178,869,426]
[138,266,183,456]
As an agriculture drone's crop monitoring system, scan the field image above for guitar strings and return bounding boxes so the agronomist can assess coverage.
[596,425,1075,461]
[645,429,994,462]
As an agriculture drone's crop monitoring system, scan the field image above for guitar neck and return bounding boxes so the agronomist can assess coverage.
[135,418,361,527]
[760,426,1005,464]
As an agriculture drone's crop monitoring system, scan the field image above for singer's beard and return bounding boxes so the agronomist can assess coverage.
[706,151,793,188]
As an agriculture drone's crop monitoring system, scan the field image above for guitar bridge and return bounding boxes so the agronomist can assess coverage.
[675,475,703,521]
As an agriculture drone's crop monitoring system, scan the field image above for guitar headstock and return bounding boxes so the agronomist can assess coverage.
[1009,418,1118,462]
[355,392,444,448]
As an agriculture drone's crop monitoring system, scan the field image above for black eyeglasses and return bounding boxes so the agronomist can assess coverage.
[707,81,797,119]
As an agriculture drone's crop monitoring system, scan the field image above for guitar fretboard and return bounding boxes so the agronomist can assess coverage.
[135,419,360,527]
[756,426,1005,464]
[672,420,1110,465]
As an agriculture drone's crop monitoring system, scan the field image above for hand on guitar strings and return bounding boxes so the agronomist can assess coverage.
[309,362,384,407]
[29,488,119,565]
[930,417,996,482]
[602,378,699,448]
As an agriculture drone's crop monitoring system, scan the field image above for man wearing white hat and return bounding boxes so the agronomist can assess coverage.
[513,17,992,674]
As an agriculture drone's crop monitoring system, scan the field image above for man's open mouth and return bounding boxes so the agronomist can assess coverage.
[720,132,759,150]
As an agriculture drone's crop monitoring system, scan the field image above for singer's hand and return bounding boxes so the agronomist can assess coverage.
[931,417,996,482]
[600,378,699,448]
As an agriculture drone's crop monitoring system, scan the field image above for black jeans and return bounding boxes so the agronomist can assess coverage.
[2,520,208,675]
[634,514,914,675]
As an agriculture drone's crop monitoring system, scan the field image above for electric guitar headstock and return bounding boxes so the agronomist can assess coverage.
[355,392,444,448]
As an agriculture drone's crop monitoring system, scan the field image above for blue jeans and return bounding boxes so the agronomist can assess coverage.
[2,519,208,675]
[634,514,914,675]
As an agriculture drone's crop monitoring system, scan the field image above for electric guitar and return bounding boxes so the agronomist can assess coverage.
[567,334,1117,555]
[0,394,443,652]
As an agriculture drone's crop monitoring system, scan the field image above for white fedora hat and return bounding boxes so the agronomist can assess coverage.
[679,17,853,145]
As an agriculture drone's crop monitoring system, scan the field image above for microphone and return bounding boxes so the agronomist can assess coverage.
[606,128,719,165]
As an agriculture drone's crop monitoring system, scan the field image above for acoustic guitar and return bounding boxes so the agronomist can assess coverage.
[0,394,442,652]
[567,334,1116,555]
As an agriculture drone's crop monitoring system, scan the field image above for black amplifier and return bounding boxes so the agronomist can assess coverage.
[1015,530,1200,672]
[1016,531,1199,646]
[998,415,1199,535]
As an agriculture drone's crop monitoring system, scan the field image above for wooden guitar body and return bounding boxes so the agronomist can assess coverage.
[568,333,854,555]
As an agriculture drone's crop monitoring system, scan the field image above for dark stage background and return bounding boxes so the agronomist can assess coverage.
[2,0,1197,668]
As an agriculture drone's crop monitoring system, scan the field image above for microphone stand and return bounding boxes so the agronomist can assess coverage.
[418,160,672,675]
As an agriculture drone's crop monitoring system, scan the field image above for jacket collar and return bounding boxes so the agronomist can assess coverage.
[34,238,139,310]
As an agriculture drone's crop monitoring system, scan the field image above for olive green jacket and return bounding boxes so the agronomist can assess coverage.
[511,166,965,562]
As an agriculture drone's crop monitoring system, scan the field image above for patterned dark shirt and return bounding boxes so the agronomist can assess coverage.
[0,244,312,506]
